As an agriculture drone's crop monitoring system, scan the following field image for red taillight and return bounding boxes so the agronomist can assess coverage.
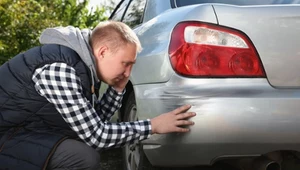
[169,22,266,77]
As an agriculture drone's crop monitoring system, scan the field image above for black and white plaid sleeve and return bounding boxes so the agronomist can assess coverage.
[95,86,124,122]
[32,62,151,149]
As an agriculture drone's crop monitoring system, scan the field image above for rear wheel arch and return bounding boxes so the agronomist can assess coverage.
[121,82,161,170]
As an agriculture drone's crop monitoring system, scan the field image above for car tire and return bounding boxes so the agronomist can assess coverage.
[122,91,161,170]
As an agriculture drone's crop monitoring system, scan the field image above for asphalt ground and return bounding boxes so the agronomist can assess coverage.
[99,148,124,170]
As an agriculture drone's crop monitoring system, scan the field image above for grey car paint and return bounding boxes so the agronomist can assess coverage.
[114,0,300,167]
[132,4,218,84]
[136,76,300,166]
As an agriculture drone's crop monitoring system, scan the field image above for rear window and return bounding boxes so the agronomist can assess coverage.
[175,0,300,7]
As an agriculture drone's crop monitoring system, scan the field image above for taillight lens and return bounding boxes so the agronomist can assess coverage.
[169,22,266,77]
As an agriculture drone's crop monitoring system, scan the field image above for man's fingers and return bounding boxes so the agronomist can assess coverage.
[174,127,190,133]
[175,120,194,126]
[150,104,196,134]
[176,112,196,120]
[173,104,192,115]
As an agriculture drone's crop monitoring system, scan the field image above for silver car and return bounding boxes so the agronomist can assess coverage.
[108,0,300,169]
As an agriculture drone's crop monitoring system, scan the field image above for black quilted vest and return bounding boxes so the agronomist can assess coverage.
[0,44,94,170]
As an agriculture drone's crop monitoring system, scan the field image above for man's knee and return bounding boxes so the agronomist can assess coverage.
[48,139,100,170]
[82,145,100,169]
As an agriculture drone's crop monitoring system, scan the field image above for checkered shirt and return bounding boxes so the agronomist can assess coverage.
[32,62,151,149]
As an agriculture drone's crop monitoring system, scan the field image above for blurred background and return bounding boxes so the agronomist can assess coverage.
[0,0,120,65]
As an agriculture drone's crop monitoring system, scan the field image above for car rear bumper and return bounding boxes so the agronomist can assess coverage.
[134,75,300,166]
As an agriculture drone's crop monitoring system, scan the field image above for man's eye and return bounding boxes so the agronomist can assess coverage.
[123,63,130,67]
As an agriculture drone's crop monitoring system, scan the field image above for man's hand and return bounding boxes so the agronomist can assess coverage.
[150,104,196,134]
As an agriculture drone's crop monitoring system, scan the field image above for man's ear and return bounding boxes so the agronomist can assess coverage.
[95,46,108,60]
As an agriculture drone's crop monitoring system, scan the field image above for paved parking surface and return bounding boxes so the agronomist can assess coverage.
[99,148,123,170]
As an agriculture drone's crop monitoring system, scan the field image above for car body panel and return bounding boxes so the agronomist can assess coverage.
[135,75,300,166]
[143,0,172,22]
[131,4,218,85]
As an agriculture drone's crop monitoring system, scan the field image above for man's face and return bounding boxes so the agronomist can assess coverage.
[95,43,137,86]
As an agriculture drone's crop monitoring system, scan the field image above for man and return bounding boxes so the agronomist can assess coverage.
[0,21,196,170]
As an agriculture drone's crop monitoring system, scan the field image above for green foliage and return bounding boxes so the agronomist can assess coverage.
[0,0,108,65]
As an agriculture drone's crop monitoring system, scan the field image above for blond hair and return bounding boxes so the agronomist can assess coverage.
[90,21,142,53]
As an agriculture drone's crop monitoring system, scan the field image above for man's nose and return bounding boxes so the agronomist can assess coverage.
[124,66,132,77]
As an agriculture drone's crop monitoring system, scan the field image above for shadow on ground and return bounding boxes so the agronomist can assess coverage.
[99,148,123,170]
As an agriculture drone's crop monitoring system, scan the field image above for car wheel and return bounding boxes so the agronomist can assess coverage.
[122,91,160,170]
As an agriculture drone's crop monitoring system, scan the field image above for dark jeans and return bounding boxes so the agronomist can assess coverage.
[47,139,100,170]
